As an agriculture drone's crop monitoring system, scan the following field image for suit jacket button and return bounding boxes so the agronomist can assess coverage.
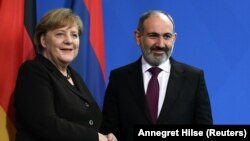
[85,102,90,107]
[89,120,94,125]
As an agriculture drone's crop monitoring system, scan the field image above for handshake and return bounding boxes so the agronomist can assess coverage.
[99,133,118,141]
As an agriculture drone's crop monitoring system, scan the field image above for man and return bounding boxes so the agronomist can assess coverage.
[101,10,213,141]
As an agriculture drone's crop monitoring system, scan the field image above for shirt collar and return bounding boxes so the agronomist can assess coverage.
[141,56,171,73]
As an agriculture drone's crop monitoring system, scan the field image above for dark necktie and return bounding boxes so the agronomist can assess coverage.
[146,67,162,124]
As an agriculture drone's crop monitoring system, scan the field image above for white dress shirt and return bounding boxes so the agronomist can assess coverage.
[141,57,171,117]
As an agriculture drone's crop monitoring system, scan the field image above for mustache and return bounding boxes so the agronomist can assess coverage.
[150,46,169,52]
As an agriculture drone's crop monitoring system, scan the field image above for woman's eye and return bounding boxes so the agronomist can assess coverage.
[72,34,78,38]
[56,33,64,36]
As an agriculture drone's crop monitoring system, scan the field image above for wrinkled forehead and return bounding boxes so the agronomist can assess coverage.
[143,13,174,33]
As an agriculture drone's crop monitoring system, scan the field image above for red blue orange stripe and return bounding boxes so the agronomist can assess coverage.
[69,0,106,108]
[84,0,106,80]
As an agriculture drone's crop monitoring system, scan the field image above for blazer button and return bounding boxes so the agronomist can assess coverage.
[89,120,94,126]
[85,102,90,108]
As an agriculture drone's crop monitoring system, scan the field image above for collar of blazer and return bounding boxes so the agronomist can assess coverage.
[35,54,93,103]
[125,56,186,123]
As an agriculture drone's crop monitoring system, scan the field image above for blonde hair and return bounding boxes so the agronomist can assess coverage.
[34,8,83,53]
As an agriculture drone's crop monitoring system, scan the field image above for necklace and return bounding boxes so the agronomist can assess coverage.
[65,69,71,79]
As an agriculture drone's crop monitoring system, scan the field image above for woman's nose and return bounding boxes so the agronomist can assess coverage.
[63,34,73,45]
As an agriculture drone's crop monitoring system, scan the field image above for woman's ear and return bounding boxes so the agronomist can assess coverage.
[40,35,46,48]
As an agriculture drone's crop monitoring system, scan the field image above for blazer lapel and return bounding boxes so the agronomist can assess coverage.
[62,69,93,103]
[158,58,185,123]
[36,55,92,102]
[127,59,152,123]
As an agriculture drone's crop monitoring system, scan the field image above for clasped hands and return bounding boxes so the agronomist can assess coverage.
[99,132,117,141]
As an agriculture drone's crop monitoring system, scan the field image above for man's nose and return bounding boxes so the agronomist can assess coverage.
[156,36,165,47]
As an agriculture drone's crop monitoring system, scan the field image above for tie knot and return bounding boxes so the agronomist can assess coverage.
[148,67,162,76]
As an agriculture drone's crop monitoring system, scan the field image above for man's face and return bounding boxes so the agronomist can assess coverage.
[135,13,176,66]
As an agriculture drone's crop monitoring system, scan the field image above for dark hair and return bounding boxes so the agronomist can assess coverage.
[137,10,175,33]
[34,8,83,53]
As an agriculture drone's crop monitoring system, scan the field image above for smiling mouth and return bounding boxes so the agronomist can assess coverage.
[153,50,164,53]
[152,50,164,54]
[61,48,73,51]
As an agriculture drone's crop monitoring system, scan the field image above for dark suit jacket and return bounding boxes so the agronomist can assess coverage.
[14,55,102,141]
[101,57,213,141]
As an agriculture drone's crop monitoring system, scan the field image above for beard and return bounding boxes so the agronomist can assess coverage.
[141,44,174,66]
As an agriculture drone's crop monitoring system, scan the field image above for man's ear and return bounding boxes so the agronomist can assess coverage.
[134,30,141,46]
[172,32,177,43]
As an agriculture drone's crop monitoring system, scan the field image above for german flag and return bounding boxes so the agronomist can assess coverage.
[0,0,36,140]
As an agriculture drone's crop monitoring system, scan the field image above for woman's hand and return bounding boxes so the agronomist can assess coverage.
[98,133,108,141]
[107,133,118,141]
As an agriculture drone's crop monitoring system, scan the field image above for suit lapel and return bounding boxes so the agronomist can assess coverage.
[36,55,92,103]
[158,58,185,123]
[127,59,152,123]
[60,69,93,103]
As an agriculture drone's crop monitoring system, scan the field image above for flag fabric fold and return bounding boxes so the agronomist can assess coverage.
[68,0,106,108]
[0,0,36,140]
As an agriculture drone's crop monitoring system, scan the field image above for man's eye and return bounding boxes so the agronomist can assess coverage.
[163,33,173,39]
[148,33,159,38]
[146,33,173,40]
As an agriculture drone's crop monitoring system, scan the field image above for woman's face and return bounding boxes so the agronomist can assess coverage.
[40,24,80,67]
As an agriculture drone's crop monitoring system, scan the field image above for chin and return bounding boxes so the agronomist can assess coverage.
[61,58,74,64]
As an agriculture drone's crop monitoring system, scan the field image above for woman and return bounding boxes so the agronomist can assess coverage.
[14,8,116,141]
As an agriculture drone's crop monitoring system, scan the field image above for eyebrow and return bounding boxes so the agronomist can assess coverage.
[146,32,173,35]
[54,29,78,33]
